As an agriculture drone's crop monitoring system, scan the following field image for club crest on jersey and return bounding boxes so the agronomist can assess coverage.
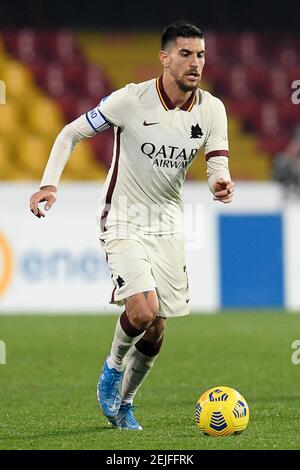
[190,124,203,139]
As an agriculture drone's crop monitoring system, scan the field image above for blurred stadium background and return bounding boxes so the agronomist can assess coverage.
[0,0,299,313]
[1,0,300,452]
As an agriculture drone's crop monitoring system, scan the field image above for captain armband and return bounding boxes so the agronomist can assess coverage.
[86,107,111,133]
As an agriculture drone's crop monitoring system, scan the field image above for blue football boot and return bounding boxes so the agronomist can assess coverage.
[97,357,123,417]
[107,403,143,430]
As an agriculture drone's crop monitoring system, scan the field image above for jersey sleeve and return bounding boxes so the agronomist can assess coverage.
[40,114,98,188]
[204,97,229,160]
[97,85,134,128]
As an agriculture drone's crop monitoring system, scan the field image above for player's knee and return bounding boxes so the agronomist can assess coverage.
[126,291,159,330]
[137,305,157,330]
[127,309,155,331]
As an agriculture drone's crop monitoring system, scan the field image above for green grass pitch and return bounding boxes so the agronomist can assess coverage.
[0,312,299,450]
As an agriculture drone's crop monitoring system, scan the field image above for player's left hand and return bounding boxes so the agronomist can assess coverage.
[213,178,235,204]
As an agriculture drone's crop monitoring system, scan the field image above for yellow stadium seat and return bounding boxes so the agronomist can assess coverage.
[0,137,21,179]
[1,60,33,100]
[26,97,64,139]
[15,133,52,179]
[0,101,22,135]
[62,140,107,180]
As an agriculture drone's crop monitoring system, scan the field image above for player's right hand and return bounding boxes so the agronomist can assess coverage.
[30,186,57,218]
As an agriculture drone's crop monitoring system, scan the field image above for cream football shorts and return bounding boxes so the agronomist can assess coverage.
[100,236,190,318]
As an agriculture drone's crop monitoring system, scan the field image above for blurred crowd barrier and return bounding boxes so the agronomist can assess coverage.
[0,181,299,313]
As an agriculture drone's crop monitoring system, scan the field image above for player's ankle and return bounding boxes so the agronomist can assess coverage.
[107,355,124,371]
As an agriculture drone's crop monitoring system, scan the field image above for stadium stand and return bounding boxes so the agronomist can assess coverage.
[0,30,109,180]
[0,30,299,181]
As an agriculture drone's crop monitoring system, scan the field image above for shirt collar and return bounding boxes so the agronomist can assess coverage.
[156,75,196,112]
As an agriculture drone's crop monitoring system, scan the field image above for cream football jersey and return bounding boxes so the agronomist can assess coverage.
[86,77,229,239]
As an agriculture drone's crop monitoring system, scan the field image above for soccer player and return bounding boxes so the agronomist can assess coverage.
[30,21,235,430]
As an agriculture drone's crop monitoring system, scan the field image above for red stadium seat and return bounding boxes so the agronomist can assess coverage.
[2,29,40,63]
[39,30,82,63]
[75,96,100,116]
[277,102,300,127]
[243,65,269,97]
[90,130,114,168]
[57,95,79,122]
[55,30,82,63]
[217,65,251,100]
[204,32,223,65]
[232,32,263,66]
[248,101,284,136]
[258,134,291,154]
[278,42,299,68]
[41,63,67,97]
[81,64,111,99]
[260,68,292,101]
[288,67,300,87]
[227,99,260,122]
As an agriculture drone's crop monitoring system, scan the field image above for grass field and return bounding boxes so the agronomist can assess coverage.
[0,312,299,450]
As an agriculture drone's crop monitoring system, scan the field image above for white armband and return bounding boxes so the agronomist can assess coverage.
[86,106,111,132]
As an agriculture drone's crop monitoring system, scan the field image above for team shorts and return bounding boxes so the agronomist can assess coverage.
[100,236,190,318]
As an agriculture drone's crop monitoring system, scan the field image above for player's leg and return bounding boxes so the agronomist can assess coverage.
[108,316,165,430]
[121,316,166,404]
[108,237,190,428]
[98,290,159,418]
[107,290,159,371]
[97,238,158,418]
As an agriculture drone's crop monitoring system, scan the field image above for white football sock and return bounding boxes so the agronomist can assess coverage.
[108,315,145,371]
[121,346,159,404]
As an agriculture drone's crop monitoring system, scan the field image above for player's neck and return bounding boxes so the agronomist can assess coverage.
[162,73,194,108]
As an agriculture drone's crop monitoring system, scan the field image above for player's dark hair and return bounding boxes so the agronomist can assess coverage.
[161,21,203,50]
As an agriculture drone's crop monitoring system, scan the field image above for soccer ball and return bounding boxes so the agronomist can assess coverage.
[195,386,249,436]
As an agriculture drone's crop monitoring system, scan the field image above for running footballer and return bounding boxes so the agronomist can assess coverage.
[30,21,235,430]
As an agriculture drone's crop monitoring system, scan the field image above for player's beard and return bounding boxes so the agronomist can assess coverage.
[175,75,200,93]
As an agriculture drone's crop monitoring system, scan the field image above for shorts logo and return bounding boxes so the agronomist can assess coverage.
[116,275,125,288]
[0,233,13,297]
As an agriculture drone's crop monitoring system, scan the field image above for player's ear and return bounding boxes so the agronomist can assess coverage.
[159,50,170,68]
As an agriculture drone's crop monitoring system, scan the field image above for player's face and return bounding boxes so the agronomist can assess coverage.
[162,37,205,92]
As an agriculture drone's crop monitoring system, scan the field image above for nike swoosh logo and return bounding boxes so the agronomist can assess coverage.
[108,397,118,413]
[132,368,145,374]
[143,120,159,126]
